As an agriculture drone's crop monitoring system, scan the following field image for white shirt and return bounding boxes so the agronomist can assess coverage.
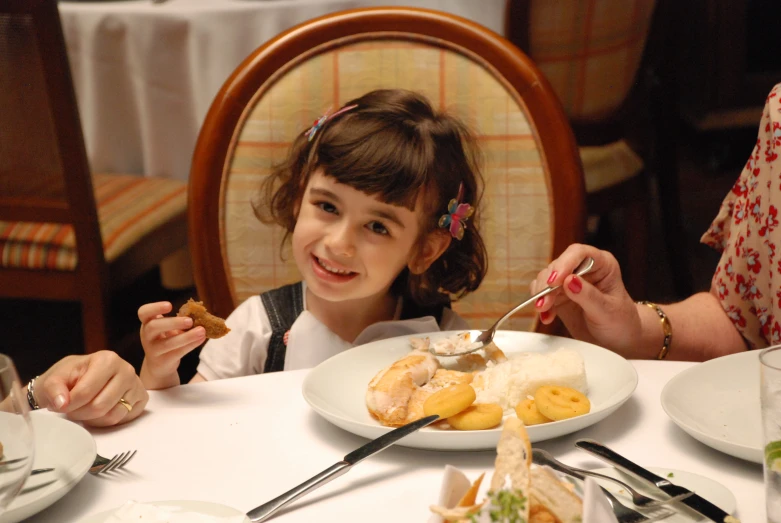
[197,282,468,380]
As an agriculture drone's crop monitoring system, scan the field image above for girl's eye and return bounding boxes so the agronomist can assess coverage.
[316,201,338,214]
[368,221,389,236]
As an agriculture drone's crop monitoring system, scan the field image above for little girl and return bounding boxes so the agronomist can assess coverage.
[138,89,488,389]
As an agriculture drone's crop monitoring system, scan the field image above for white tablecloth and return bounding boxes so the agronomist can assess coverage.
[25,360,764,522]
[58,0,508,181]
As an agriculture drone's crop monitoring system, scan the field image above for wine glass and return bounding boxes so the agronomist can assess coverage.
[0,354,34,515]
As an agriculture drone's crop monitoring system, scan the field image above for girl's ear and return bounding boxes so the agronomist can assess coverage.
[409,230,451,274]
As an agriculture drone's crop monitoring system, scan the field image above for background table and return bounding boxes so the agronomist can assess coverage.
[25,360,764,522]
[59,0,508,181]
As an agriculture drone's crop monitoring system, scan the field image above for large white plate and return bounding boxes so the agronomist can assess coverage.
[661,350,762,463]
[1,412,96,523]
[78,500,250,522]
[593,466,737,520]
[302,330,638,450]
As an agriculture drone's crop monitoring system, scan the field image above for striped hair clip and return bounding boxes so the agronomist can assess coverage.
[304,104,358,142]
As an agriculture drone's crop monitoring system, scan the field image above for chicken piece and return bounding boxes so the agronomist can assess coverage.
[177,299,230,339]
[365,352,439,427]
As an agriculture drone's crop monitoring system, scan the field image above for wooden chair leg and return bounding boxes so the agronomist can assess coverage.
[80,291,111,354]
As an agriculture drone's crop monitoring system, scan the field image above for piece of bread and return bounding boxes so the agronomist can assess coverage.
[488,417,531,521]
[529,467,583,523]
[177,299,230,339]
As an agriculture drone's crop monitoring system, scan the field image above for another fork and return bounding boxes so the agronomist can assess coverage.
[531,450,673,523]
[603,489,674,523]
[89,451,136,475]
[532,449,690,508]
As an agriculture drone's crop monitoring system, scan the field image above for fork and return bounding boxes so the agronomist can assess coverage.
[604,489,675,523]
[531,450,673,523]
[89,451,136,475]
[430,256,595,357]
[532,449,690,508]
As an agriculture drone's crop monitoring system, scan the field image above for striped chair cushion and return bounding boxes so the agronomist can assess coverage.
[0,173,187,271]
[221,35,555,331]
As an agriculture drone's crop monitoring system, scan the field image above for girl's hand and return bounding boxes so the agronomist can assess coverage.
[35,351,149,427]
[138,301,205,388]
[531,244,642,353]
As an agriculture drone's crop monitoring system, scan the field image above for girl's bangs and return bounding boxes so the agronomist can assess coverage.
[312,125,432,211]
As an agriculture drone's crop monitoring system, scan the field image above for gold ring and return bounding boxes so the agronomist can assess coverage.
[118,398,133,413]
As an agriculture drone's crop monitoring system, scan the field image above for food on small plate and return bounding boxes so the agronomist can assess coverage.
[103,501,245,523]
[366,333,591,430]
[177,299,230,339]
[430,418,582,522]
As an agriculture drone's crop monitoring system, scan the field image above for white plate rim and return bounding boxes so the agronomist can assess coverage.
[302,330,638,450]
[660,350,762,464]
[1,412,96,523]
[77,500,250,522]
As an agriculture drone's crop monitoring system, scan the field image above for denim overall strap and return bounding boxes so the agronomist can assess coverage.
[260,282,304,373]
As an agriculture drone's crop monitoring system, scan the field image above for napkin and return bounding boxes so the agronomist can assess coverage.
[105,501,246,523]
[429,466,619,523]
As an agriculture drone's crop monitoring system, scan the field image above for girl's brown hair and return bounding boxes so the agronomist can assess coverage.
[254,89,487,307]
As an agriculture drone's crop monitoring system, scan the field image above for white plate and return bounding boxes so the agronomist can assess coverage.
[592,466,737,521]
[302,330,638,450]
[1,412,96,523]
[661,350,762,463]
[78,500,250,522]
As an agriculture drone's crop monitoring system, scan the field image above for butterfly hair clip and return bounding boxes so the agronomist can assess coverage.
[304,104,358,142]
[438,183,474,240]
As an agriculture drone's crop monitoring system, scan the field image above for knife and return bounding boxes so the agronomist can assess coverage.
[246,414,439,522]
[575,439,739,523]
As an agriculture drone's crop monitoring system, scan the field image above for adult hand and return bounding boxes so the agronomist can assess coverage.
[35,351,148,427]
[531,244,642,353]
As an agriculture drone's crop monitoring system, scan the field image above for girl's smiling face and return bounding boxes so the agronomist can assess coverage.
[292,170,443,305]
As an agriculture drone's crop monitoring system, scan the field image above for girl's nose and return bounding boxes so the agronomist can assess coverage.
[325,224,356,257]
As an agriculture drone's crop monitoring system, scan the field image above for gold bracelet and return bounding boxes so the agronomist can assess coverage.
[638,301,673,360]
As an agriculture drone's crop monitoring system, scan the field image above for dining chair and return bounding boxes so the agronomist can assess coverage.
[188,6,586,333]
[0,0,189,354]
[505,0,692,297]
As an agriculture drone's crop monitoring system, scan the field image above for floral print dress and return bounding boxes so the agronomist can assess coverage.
[701,83,781,349]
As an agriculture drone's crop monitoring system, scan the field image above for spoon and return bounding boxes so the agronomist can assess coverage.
[430,256,595,357]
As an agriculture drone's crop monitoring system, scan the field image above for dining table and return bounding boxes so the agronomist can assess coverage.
[22,358,763,522]
[58,0,508,182]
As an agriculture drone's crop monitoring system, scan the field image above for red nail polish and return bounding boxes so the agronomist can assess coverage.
[540,310,550,322]
[547,271,558,284]
[568,275,583,293]
[535,297,545,308]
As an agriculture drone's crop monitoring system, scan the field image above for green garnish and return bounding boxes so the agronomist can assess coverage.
[484,489,528,523]
[667,472,674,478]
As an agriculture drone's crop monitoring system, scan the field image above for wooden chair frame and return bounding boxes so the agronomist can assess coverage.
[0,0,188,353]
[189,7,586,332]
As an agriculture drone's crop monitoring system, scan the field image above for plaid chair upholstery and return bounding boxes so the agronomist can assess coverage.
[528,0,656,191]
[222,37,557,331]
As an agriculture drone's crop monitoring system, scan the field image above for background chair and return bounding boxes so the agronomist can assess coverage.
[0,0,189,354]
[505,0,692,297]
[188,6,586,333]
